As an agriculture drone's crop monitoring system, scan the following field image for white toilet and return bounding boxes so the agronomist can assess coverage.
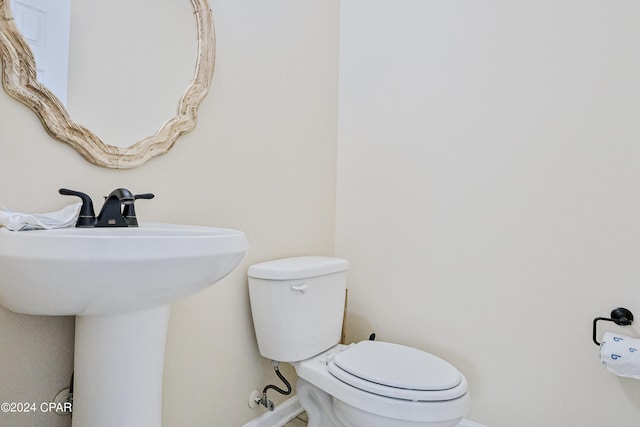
[248,256,470,427]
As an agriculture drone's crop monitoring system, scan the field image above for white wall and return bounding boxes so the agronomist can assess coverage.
[0,1,339,426]
[337,1,640,426]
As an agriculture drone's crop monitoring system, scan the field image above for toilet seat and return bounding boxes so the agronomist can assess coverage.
[293,343,470,424]
[327,341,467,401]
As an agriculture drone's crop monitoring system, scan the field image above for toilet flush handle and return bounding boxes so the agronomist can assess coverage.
[291,283,309,293]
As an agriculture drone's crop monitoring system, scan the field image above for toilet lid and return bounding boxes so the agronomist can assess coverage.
[328,341,466,401]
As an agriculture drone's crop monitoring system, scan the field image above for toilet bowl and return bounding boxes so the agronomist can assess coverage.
[248,257,470,427]
[293,342,469,427]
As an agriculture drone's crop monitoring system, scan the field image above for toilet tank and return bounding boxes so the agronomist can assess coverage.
[248,256,349,362]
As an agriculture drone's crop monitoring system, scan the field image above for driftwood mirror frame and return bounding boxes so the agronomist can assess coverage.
[0,0,215,168]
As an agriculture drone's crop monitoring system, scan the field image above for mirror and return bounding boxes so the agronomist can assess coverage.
[0,0,215,168]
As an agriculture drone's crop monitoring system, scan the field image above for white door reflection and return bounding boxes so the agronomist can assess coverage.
[11,0,70,105]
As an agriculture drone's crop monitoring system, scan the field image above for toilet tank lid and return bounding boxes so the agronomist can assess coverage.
[248,256,349,280]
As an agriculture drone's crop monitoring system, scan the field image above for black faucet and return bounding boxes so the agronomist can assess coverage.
[96,188,134,227]
[59,188,154,227]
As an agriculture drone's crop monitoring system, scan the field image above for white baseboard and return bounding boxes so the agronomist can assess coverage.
[241,396,304,427]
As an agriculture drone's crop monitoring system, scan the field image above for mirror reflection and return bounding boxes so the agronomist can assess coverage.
[10,0,197,147]
[10,0,71,105]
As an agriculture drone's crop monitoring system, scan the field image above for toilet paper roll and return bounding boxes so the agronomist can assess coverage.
[600,332,640,379]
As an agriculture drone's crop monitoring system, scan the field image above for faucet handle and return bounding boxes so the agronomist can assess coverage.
[122,193,155,227]
[59,188,96,227]
[134,193,155,201]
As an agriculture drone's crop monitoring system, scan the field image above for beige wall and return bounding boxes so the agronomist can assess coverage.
[0,1,339,426]
[4,1,640,426]
[336,1,640,426]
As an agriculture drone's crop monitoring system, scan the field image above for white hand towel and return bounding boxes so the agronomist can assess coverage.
[0,202,81,231]
[600,331,640,379]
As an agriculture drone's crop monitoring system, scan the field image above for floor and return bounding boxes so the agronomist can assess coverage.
[283,411,308,426]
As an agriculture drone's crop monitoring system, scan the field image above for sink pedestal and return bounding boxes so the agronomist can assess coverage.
[72,305,170,427]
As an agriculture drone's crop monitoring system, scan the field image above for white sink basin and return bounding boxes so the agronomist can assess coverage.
[0,222,248,427]
[0,223,248,315]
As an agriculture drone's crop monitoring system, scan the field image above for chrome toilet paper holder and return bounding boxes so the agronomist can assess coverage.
[593,307,634,346]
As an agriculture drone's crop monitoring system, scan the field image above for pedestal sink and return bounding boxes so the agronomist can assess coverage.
[0,223,248,427]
